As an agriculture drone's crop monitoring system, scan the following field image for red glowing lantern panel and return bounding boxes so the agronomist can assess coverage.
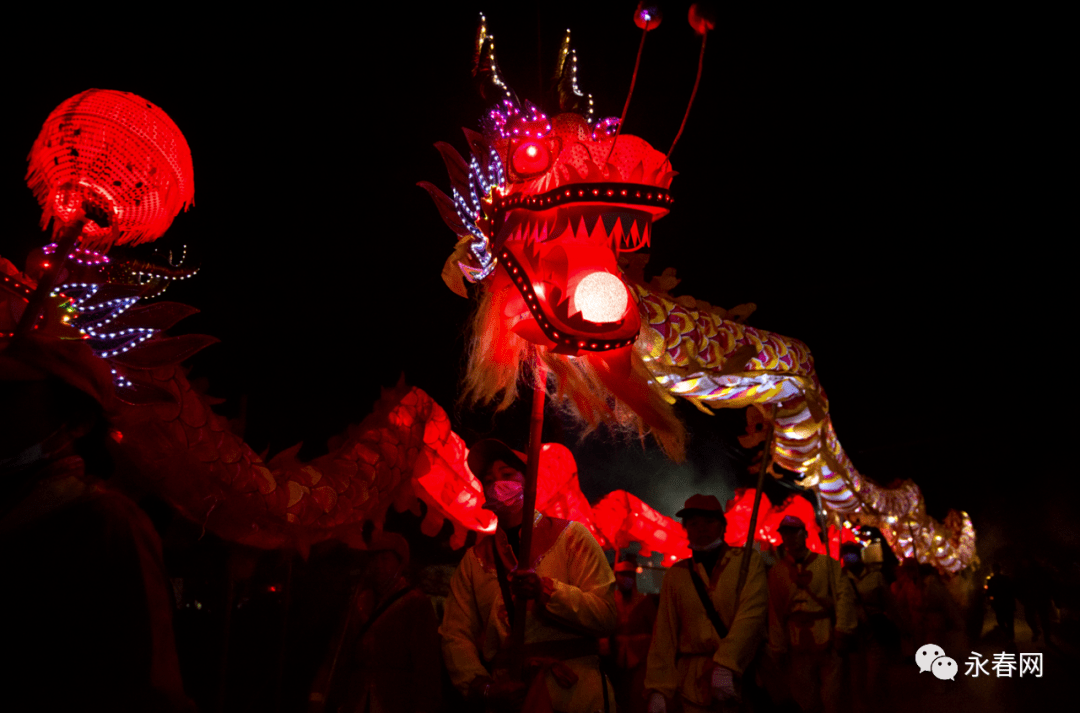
[573,271,629,323]
[26,89,195,249]
[591,489,691,565]
[723,488,857,555]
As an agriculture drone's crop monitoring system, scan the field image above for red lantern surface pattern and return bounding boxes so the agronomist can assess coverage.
[27,89,194,249]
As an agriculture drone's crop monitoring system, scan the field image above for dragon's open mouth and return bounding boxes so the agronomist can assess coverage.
[491,205,648,354]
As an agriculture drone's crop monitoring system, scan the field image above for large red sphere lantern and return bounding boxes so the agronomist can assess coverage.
[26,89,194,250]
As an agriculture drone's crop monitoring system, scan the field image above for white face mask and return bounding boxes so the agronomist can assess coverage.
[691,535,727,552]
[482,479,524,515]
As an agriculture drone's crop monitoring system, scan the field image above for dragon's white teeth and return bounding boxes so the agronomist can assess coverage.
[575,217,591,241]
[502,211,652,250]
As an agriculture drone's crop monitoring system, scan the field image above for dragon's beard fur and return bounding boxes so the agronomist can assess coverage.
[461,287,686,461]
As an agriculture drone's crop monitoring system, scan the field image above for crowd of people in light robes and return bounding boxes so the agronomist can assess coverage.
[293,441,1065,713]
[2,379,1066,713]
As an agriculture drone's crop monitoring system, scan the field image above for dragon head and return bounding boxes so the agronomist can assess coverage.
[423,20,675,358]
[480,105,674,357]
[421,16,685,458]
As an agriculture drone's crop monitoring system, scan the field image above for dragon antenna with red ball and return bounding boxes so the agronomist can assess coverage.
[666,4,717,161]
[26,89,195,251]
[606,3,663,165]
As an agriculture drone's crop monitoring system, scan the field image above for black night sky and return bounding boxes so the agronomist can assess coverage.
[1,4,1070,564]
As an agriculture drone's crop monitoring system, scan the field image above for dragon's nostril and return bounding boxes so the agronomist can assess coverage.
[573,271,628,323]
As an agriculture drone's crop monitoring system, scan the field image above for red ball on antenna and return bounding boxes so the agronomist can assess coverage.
[634,3,662,30]
[688,3,716,35]
[26,89,194,250]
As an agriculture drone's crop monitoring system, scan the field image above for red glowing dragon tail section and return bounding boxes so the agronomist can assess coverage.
[533,442,605,545]
[723,488,857,556]
[592,489,692,566]
[112,372,500,553]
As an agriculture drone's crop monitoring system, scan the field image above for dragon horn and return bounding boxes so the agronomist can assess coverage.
[472,13,489,78]
[553,28,571,86]
[553,31,591,121]
[472,14,518,105]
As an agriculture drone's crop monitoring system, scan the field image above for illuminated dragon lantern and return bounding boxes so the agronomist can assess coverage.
[419,18,686,460]
[3,31,975,573]
[2,88,635,556]
[422,15,976,572]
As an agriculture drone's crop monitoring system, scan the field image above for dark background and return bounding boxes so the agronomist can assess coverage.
[1,2,1066,552]
[0,2,1067,557]
[0,3,1070,707]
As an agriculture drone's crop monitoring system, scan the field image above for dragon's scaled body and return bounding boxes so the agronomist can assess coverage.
[2,251,632,556]
[635,284,975,571]
[5,245,950,566]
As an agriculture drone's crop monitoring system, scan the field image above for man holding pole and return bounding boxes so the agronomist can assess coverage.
[440,439,617,712]
[644,494,768,712]
[767,515,856,713]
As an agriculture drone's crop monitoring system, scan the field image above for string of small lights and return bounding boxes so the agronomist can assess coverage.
[452,146,506,282]
[50,282,158,362]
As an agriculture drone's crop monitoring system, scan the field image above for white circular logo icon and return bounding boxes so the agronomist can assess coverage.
[915,643,946,673]
[932,656,958,681]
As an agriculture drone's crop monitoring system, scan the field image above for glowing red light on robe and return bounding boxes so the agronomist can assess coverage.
[26,89,195,250]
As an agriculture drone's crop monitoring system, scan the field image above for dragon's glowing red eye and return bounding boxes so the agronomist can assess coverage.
[512,141,552,176]
[573,271,629,323]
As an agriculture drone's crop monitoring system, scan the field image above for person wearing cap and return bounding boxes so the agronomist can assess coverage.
[440,439,617,713]
[308,531,442,713]
[839,542,890,713]
[766,515,856,713]
[601,559,658,713]
[644,494,768,713]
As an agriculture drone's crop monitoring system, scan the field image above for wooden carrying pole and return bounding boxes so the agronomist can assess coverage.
[509,361,547,680]
[735,404,777,597]
[814,491,831,560]
[13,217,85,340]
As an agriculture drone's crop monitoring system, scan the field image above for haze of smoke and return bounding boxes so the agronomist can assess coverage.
[574,435,740,517]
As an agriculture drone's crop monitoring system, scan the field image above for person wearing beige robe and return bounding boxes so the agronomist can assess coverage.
[767,516,856,713]
[645,494,768,713]
[440,439,617,713]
